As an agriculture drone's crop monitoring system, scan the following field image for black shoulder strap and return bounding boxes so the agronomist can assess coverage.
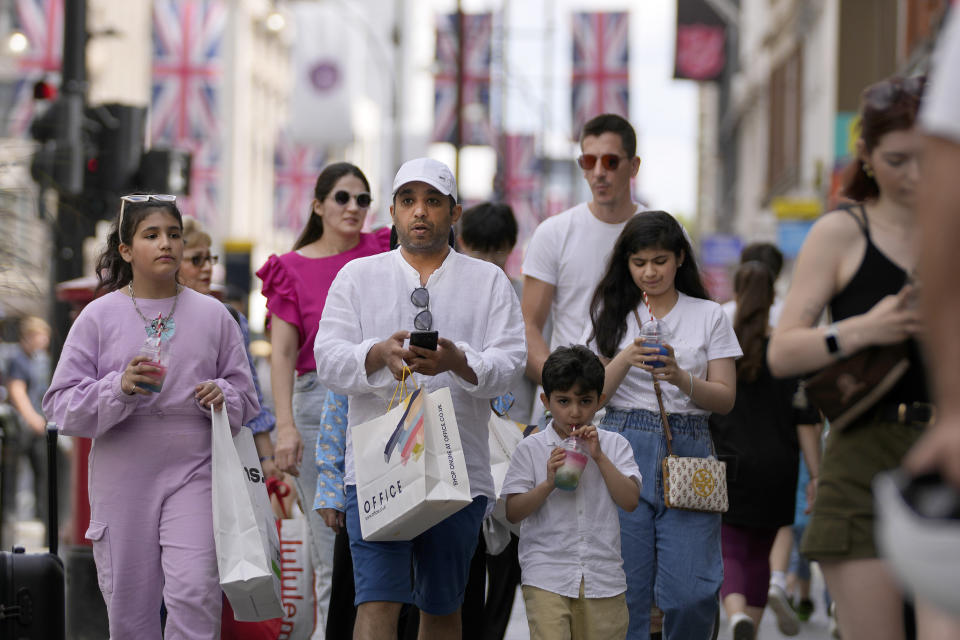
[223,302,242,327]
[837,204,870,240]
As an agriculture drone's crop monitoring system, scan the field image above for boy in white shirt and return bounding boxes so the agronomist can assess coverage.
[503,345,642,640]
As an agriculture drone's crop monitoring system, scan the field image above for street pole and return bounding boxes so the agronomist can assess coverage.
[50,0,91,362]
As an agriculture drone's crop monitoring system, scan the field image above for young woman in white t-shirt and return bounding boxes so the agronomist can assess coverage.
[586,211,741,639]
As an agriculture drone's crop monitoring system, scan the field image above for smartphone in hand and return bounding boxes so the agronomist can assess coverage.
[409,330,439,351]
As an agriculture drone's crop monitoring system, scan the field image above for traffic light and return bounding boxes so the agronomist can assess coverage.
[138,148,192,195]
[29,88,63,188]
[83,103,147,195]
[32,78,57,101]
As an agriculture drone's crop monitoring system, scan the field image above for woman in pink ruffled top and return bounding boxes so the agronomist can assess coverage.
[255,162,389,633]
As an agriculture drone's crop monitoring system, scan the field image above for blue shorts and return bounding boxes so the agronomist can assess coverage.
[344,485,486,615]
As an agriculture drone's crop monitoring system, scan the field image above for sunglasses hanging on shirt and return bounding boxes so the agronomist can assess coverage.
[411,287,432,331]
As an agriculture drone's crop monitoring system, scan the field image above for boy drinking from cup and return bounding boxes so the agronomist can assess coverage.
[503,345,642,640]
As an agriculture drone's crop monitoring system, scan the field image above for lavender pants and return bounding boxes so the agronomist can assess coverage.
[86,415,220,639]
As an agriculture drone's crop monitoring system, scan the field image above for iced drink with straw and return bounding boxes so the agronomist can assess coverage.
[640,291,668,368]
[135,336,167,393]
[554,433,588,491]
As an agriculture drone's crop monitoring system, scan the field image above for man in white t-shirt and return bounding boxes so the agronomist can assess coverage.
[522,114,642,393]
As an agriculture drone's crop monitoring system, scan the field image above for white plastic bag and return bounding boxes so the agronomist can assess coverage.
[486,411,533,540]
[211,408,284,620]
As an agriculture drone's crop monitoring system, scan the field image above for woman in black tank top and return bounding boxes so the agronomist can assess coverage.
[767,76,952,640]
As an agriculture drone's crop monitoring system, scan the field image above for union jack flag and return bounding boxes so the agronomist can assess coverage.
[497,134,542,277]
[273,136,327,233]
[151,0,225,221]
[433,12,493,146]
[178,139,220,227]
[571,11,630,139]
[498,134,540,201]
[4,0,64,137]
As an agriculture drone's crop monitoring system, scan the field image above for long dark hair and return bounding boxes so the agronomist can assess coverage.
[95,197,184,293]
[842,75,924,202]
[732,261,774,383]
[589,211,710,359]
[292,162,371,250]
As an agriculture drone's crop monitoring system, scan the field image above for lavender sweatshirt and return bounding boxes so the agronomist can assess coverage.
[43,287,259,437]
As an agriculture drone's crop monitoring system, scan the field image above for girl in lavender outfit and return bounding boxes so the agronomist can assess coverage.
[43,195,259,639]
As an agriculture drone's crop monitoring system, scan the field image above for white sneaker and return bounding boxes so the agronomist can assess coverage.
[729,612,755,640]
[829,601,841,639]
[767,584,800,636]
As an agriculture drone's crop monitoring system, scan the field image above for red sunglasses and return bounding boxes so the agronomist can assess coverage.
[577,154,630,171]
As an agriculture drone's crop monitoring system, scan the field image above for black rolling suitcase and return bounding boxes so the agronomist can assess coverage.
[0,424,66,639]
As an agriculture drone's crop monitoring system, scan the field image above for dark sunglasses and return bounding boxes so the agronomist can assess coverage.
[411,287,432,331]
[577,154,629,171]
[333,190,372,208]
[188,254,218,267]
[863,76,925,111]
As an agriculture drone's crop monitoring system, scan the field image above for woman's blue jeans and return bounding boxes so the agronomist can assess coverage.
[600,407,722,640]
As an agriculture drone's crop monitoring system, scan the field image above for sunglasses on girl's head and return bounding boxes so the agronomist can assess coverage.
[863,76,925,111]
[577,154,629,171]
[118,194,178,239]
[188,254,218,267]
[333,190,372,208]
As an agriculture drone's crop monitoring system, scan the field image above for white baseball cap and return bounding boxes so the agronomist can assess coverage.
[391,157,458,201]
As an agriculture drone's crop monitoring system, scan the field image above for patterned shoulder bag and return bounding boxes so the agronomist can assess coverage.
[655,381,728,512]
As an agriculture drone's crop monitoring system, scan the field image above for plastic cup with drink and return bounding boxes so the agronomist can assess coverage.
[135,337,168,393]
[554,433,589,491]
[639,319,669,368]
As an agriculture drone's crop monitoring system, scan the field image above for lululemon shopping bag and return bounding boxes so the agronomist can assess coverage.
[353,372,472,541]
[211,409,284,620]
[267,477,316,638]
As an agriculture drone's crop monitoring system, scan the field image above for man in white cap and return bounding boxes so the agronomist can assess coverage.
[313,157,526,639]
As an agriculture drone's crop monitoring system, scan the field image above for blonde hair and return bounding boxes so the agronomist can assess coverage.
[182,216,212,249]
[20,316,51,337]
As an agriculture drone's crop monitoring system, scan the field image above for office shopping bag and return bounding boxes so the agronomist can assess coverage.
[353,374,472,541]
[211,408,285,621]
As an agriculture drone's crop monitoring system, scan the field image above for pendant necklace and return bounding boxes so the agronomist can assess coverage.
[129,282,180,341]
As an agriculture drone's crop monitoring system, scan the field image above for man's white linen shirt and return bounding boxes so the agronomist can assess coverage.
[313,247,526,501]
[501,423,641,598]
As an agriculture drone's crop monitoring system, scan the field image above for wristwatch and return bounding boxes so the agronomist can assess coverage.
[824,324,843,357]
